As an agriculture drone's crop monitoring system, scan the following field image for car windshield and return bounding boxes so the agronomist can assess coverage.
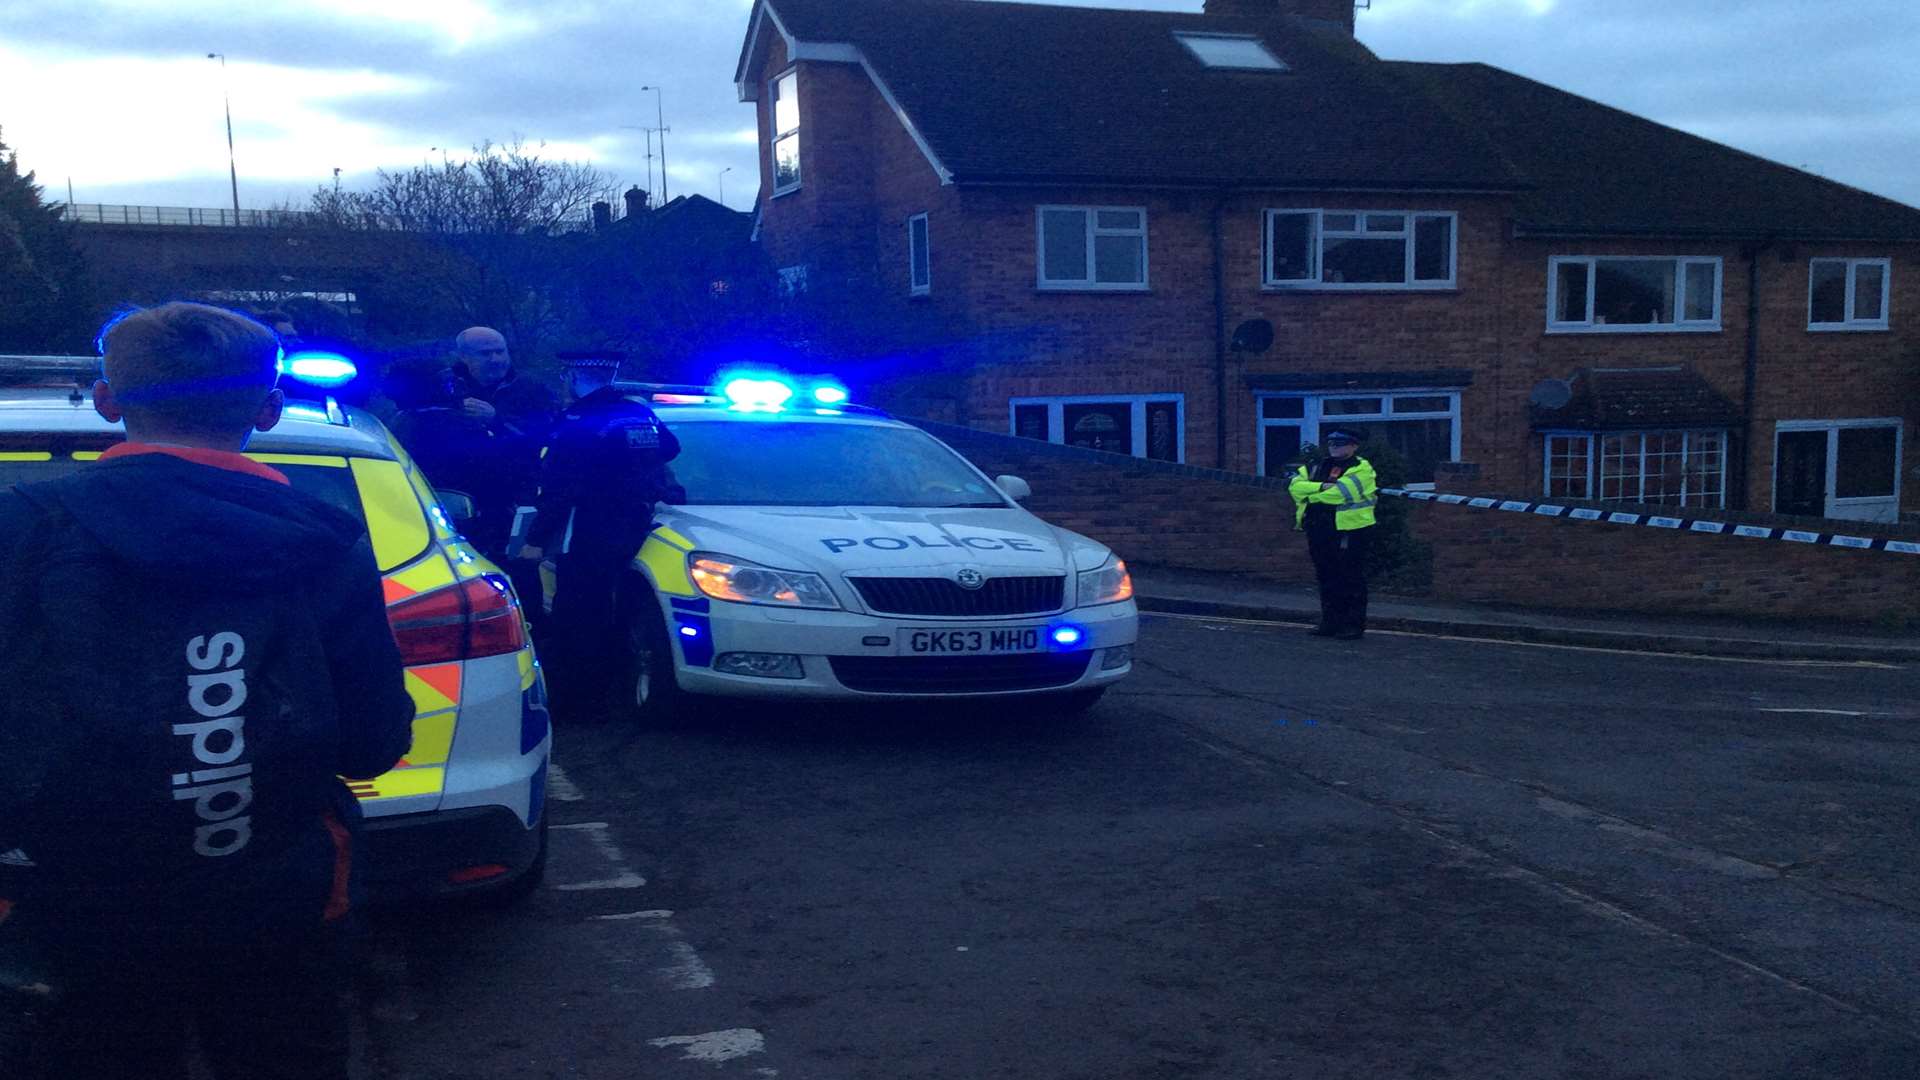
[668,419,1008,508]
[0,453,369,522]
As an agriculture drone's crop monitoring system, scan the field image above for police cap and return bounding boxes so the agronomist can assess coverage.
[556,348,623,373]
[1323,426,1366,445]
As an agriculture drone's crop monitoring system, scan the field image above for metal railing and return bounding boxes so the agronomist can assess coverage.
[59,203,317,228]
[59,202,603,234]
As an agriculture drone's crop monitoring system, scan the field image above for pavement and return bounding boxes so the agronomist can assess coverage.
[1130,563,1920,664]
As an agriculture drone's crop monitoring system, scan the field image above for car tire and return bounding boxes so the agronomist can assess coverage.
[619,578,685,725]
[472,816,548,909]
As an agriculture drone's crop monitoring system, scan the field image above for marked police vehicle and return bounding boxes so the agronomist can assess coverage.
[592,376,1138,718]
[0,354,551,902]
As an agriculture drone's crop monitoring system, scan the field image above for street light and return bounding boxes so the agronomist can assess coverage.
[619,125,659,206]
[206,53,241,222]
[639,84,669,202]
[718,167,733,206]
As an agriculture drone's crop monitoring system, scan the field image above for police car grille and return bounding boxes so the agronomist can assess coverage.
[828,653,1092,694]
[848,575,1065,617]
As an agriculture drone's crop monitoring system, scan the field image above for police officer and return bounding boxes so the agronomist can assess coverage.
[515,351,679,719]
[1288,426,1378,640]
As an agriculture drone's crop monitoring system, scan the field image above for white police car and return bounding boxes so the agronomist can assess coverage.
[601,377,1137,719]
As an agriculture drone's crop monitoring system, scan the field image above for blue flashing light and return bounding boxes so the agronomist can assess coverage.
[1050,625,1086,648]
[722,377,795,409]
[811,384,849,405]
[678,625,703,639]
[281,352,358,387]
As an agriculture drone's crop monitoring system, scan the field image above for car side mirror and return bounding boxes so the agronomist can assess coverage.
[437,490,477,524]
[996,475,1032,502]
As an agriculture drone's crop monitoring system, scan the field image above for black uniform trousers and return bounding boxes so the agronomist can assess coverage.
[546,538,645,719]
[1307,524,1373,635]
[7,922,349,1080]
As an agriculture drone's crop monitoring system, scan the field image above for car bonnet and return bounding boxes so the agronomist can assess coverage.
[657,505,1113,577]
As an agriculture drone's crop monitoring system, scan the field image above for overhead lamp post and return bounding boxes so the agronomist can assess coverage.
[206,52,241,222]
[619,125,659,206]
[718,167,732,206]
[639,84,669,202]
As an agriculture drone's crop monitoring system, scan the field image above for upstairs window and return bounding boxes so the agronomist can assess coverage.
[1037,207,1148,291]
[1809,258,1890,330]
[1265,210,1457,289]
[771,69,801,195]
[1174,33,1287,71]
[1548,257,1721,332]
[908,213,930,295]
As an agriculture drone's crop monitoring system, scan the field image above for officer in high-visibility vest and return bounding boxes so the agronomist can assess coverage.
[1289,426,1378,640]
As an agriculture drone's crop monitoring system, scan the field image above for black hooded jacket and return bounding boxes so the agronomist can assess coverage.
[0,453,413,939]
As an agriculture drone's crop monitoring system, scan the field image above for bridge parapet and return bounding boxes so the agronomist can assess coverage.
[62,203,317,228]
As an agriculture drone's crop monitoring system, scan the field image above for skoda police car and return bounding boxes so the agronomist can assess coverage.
[0,354,551,902]
[592,376,1138,719]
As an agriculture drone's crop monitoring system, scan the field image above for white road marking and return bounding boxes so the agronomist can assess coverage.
[1148,611,1899,667]
[1756,708,1874,717]
[593,910,718,988]
[552,821,648,890]
[649,1029,766,1063]
[546,763,585,802]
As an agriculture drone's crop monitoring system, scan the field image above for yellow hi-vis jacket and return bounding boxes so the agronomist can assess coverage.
[1288,456,1379,531]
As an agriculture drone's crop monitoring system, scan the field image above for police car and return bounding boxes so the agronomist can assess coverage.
[584,376,1138,720]
[0,354,551,902]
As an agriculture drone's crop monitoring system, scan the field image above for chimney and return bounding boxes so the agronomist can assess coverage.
[592,200,612,230]
[624,185,650,218]
[1203,0,1355,35]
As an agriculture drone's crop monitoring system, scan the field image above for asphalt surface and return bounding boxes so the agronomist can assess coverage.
[359,614,1920,1080]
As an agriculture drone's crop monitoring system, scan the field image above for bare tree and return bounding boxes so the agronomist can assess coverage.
[303,141,617,356]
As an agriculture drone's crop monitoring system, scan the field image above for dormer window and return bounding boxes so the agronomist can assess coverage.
[1175,32,1288,71]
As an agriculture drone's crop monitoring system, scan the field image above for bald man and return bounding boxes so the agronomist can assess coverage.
[394,327,555,565]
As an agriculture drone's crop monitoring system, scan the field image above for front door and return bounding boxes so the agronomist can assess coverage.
[1774,430,1828,517]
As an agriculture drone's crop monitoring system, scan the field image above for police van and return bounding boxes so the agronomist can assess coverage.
[576,376,1138,720]
[0,354,551,902]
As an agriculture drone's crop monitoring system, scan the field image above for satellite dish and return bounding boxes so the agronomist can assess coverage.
[1230,319,1274,354]
[1529,378,1573,410]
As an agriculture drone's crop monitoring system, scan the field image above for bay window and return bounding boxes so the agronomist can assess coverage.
[1542,430,1727,507]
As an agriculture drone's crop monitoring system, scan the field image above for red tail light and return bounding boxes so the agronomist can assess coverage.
[389,574,526,665]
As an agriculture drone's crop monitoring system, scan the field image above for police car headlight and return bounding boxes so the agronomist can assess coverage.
[689,553,841,610]
[1076,558,1134,607]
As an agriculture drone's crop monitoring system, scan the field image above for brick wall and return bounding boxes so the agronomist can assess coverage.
[915,419,1920,625]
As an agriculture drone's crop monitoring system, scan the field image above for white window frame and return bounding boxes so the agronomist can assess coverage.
[1540,430,1729,508]
[769,67,801,197]
[1807,257,1891,331]
[1263,209,1458,291]
[1008,394,1184,462]
[1773,418,1905,520]
[1035,206,1150,292]
[907,212,931,296]
[1253,390,1462,486]
[1546,256,1723,333]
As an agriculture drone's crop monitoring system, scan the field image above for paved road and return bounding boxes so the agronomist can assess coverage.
[360,614,1920,1079]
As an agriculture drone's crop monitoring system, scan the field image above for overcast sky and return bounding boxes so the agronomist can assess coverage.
[2,0,1915,213]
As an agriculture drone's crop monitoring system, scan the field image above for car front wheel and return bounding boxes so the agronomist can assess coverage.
[619,582,684,725]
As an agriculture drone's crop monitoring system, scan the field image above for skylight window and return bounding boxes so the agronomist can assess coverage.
[1175,33,1287,71]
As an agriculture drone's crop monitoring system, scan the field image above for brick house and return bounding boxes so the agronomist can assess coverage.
[735,0,1920,523]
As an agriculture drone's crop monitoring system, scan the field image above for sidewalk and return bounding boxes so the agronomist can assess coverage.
[1130,565,1920,664]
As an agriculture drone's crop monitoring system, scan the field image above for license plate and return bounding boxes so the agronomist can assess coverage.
[902,627,1044,656]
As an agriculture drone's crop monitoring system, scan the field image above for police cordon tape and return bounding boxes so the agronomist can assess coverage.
[1379,487,1920,557]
